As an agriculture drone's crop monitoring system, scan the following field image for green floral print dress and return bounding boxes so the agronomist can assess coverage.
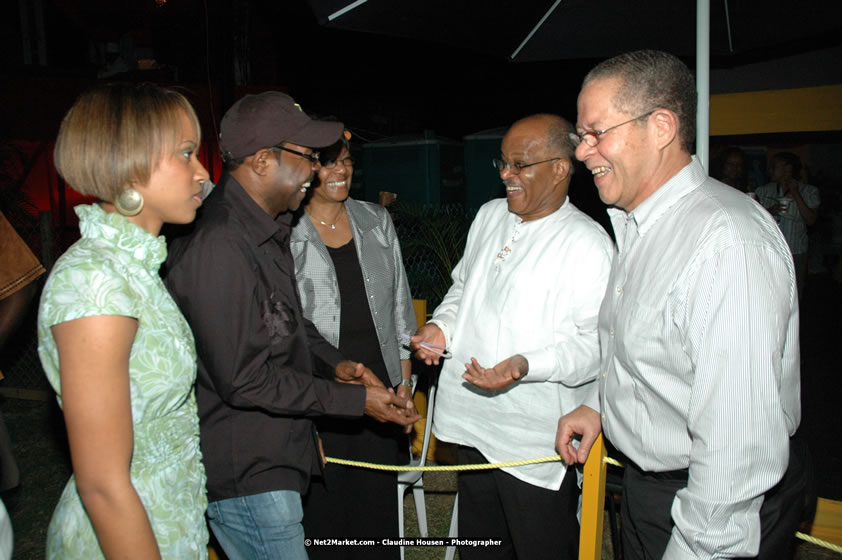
[37,204,208,559]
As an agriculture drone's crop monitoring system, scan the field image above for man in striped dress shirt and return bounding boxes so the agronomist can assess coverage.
[557,50,805,559]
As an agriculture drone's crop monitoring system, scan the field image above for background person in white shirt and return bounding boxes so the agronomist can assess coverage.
[556,50,804,559]
[755,151,820,300]
[412,114,613,560]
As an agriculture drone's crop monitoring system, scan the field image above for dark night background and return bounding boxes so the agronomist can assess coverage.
[1,2,842,557]
[1,0,594,142]
[3,0,841,218]
[3,0,837,141]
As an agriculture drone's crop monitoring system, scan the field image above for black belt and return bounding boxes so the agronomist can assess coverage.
[616,433,798,485]
[626,461,690,481]
[610,446,689,482]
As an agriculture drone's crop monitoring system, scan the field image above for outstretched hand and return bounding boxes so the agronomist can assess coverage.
[462,355,528,390]
[555,405,602,465]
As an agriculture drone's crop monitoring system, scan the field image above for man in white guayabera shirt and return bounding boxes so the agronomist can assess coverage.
[557,50,805,560]
[412,113,613,560]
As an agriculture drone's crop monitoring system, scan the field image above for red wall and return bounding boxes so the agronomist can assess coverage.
[2,76,285,225]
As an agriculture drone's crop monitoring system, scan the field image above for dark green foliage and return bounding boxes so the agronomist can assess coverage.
[392,201,475,310]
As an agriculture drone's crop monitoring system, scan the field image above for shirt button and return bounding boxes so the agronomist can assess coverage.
[609,328,614,336]
[616,286,622,293]
[601,413,606,421]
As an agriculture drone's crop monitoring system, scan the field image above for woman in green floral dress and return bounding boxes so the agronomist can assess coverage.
[37,83,210,559]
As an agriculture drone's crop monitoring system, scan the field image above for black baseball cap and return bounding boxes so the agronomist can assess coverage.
[219,92,343,160]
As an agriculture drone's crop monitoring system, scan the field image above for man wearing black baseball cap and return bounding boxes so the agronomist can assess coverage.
[165,92,419,560]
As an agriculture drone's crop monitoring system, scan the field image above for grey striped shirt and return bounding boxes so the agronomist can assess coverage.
[590,157,800,558]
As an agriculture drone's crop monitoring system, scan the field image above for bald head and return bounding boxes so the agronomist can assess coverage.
[508,114,575,164]
[499,114,574,221]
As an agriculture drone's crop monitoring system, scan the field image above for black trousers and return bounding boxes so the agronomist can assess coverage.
[457,446,579,560]
[620,439,807,560]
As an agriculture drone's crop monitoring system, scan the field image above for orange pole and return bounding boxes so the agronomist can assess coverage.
[579,433,607,560]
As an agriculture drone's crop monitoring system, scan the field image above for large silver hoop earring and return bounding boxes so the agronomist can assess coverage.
[114,188,144,217]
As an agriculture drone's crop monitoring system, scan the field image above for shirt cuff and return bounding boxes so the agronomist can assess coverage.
[663,534,703,560]
[518,348,554,382]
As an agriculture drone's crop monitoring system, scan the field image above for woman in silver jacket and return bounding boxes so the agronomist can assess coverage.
[290,134,416,559]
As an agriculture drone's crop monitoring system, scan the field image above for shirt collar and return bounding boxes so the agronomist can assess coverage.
[76,203,167,272]
[511,196,570,226]
[217,173,286,246]
[608,156,707,240]
[345,199,380,233]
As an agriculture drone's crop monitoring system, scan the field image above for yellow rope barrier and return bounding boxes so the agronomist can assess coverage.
[327,454,842,555]
[326,452,626,472]
[604,456,624,467]
[325,454,562,471]
[794,532,842,554]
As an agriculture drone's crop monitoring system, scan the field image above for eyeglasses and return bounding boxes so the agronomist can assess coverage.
[271,145,320,164]
[491,157,560,175]
[568,110,655,148]
[322,157,355,169]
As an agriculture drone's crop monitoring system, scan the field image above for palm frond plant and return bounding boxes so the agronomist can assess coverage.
[391,201,475,310]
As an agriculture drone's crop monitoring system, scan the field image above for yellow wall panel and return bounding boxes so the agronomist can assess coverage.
[710,85,842,136]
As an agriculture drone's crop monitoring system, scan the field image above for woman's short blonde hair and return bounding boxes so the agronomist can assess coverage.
[54,82,201,202]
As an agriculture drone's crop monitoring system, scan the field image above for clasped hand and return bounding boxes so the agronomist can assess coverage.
[335,360,384,388]
[365,386,420,427]
[337,361,420,427]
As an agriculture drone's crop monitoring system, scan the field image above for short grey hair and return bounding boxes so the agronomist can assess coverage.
[545,115,575,161]
[583,50,696,153]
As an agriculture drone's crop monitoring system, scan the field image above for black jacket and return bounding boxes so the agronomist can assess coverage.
[165,174,365,502]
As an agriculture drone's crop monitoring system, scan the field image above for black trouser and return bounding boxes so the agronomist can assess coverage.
[457,446,579,560]
[620,439,807,560]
